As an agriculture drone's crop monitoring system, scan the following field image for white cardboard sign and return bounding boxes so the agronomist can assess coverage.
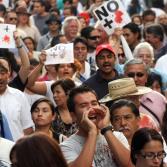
[0,24,16,48]
[45,43,74,65]
[93,0,131,35]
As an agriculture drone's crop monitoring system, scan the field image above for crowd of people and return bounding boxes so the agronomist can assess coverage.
[1,0,167,167]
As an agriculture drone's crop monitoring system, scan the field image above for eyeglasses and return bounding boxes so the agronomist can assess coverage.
[88,36,100,40]
[127,72,145,78]
[9,17,17,21]
[140,151,166,160]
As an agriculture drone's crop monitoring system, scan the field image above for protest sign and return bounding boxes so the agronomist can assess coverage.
[93,0,131,35]
[45,43,74,65]
[0,24,16,48]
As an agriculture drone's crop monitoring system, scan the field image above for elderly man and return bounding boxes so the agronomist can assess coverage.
[124,59,167,129]
[83,43,121,99]
[60,85,132,167]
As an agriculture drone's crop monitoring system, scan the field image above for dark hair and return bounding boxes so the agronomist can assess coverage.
[23,36,36,50]
[123,22,141,40]
[131,127,164,165]
[146,72,163,93]
[110,99,140,121]
[80,26,95,39]
[142,9,156,19]
[145,24,164,41]
[51,34,65,47]
[0,49,19,73]
[51,78,76,95]
[73,36,88,49]
[10,133,68,167]
[67,85,98,112]
[30,98,55,115]
[0,4,6,16]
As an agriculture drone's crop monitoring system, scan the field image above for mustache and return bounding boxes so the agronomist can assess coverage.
[118,126,130,131]
[102,62,111,66]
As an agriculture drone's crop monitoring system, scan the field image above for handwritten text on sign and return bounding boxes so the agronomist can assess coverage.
[93,0,131,35]
[45,43,74,65]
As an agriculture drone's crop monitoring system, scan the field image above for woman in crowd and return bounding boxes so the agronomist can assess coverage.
[131,127,166,167]
[30,97,65,143]
[27,51,81,106]
[51,78,77,137]
[23,36,40,61]
[10,133,68,167]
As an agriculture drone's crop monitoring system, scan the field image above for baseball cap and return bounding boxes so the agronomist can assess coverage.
[96,44,115,56]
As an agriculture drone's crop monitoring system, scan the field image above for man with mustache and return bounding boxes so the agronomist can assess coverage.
[110,99,140,145]
[83,44,121,99]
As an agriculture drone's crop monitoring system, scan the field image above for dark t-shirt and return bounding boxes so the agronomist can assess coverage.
[9,75,27,92]
[83,69,122,100]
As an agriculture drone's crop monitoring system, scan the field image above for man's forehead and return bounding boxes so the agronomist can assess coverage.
[74,92,97,102]
[126,64,146,71]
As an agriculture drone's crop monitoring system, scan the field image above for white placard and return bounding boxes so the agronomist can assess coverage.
[93,0,131,35]
[0,24,16,48]
[45,43,74,65]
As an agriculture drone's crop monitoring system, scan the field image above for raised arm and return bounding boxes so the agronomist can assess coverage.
[26,52,47,95]
[14,31,30,84]
[69,110,98,167]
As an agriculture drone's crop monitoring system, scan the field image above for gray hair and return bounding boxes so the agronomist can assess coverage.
[124,58,149,74]
[61,16,81,35]
[133,42,154,60]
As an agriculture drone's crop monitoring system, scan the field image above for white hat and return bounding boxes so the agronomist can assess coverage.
[99,78,152,103]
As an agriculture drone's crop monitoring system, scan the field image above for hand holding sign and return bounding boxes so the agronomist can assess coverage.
[93,0,131,35]
[45,43,74,65]
[0,24,16,48]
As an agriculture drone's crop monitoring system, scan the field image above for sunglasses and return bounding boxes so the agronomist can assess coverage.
[9,17,17,21]
[88,36,100,40]
[127,72,145,78]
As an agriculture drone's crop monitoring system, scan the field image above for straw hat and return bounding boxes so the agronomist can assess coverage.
[99,78,152,103]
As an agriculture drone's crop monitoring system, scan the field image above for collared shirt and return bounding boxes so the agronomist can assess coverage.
[0,87,34,141]
[83,69,121,99]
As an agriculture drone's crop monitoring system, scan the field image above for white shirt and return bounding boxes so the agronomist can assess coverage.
[0,87,34,141]
[60,131,129,167]
[0,137,14,166]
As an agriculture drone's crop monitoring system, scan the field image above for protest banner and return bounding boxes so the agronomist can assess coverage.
[93,0,131,35]
[45,43,74,65]
[0,24,16,48]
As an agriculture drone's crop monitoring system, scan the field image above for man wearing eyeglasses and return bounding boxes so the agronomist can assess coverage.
[4,10,18,25]
[124,58,148,86]
[124,58,166,131]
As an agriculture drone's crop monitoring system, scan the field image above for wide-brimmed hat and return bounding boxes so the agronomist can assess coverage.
[99,78,152,103]
[45,14,61,25]
[96,44,115,57]
[16,6,31,16]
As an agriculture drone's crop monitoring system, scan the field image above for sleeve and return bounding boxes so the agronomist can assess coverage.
[60,140,80,164]
[9,75,27,92]
[20,93,34,129]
